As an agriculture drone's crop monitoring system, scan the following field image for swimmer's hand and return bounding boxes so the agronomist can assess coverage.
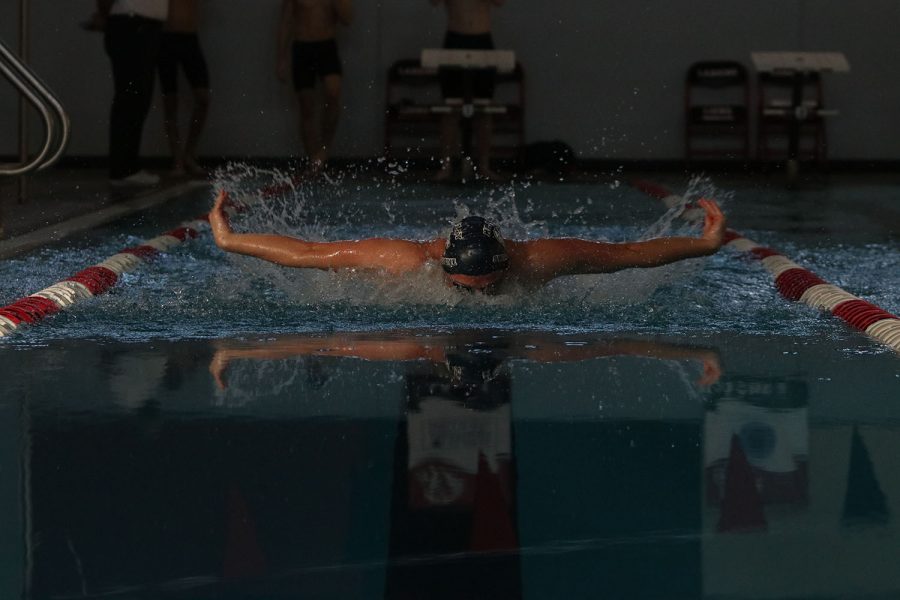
[696,352,722,387]
[698,198,725,252]
[209,350,231,390]
[209,190,233,249]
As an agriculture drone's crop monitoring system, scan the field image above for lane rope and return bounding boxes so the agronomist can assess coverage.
[0,216,208,337]
[631,180,900,353]
[0,174,303,338]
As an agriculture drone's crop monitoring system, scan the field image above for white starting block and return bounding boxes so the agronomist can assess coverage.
[752,51,848,120]
[750,51,849,182]
[420,49,517,111]
[429,97,508,116]
[420,48,516,73]
[419,48,517,183]
[751,51,850,75]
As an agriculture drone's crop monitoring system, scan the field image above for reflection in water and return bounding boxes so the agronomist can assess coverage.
[14,330,900,598]
[209,332,721,400]
[704,377,810,533]
[700,366,899,600]
[209,331,719,599]
[842,426,890,526]
[387,346,520,599]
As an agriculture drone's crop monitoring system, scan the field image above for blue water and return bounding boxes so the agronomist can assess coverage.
[1,173,899,599]
[1,171,897,342]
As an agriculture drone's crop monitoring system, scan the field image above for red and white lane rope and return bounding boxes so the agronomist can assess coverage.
[0,173,306,338]
[0,216,209,338]
[632,180,900,353]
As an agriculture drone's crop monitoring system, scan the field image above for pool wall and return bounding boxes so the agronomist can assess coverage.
[4,2,900,161]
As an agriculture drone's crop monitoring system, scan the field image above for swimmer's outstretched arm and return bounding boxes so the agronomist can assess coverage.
[209,333,721,390]
[521,198,726,278]
[519,337,721,386]
[209,335,448,390]
[209,191,434,273]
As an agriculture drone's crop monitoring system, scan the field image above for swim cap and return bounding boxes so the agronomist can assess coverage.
[441,216,509,276]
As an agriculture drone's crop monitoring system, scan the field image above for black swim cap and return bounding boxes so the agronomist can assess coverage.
[441,216,509,276]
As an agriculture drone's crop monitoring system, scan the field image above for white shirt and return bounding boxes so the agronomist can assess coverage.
[110,0,168,21]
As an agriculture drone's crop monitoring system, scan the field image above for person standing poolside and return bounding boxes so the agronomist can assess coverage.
[277,0,353,174]
[431,0,506,182]
[88,0,169,186]
[209,191,726,295]
[158,0,210,178]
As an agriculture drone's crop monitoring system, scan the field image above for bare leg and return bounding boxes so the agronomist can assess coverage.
[434,113,459,181]
[162,93,184,174]
[317,74,342,170]
[297,89,320,166]
[475,114,501,181]
[183,87,210,177]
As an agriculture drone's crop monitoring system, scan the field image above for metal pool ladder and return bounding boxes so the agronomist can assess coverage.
[0,35,70,176]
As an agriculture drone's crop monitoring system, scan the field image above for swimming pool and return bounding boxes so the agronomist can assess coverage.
[1,172,899,598]
[4,170,898,340]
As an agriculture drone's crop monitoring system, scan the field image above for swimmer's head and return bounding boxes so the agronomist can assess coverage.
[441,216,509,292]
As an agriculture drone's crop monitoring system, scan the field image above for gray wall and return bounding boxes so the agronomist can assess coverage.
[2,1,900,161]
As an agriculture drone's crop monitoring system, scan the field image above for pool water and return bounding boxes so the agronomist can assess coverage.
[1,173,899,599]
[4,171,898,341]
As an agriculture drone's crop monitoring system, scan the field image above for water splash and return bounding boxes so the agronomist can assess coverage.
[4,169,892,344]
[208,165,710,309]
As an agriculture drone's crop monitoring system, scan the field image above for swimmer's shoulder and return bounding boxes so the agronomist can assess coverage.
[504,239,544,265]
[504,239,578,284]
[421,238,447,261]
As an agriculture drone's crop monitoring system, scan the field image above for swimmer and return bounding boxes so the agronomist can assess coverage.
[209,190,726,294]
[210,332,722,390]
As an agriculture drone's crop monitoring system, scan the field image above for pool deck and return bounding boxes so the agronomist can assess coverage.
[0,168,209,259]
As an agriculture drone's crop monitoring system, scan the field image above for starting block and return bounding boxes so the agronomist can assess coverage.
[420,48,516,73]
[751,51,849,183]
[420,49,517,182]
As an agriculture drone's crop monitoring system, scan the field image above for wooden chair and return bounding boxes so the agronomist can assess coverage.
[684,60,750,163]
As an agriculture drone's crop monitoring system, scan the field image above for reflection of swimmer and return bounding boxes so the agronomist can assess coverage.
[209,332,722,390]
[209,192,726,294]
[208,331,720,599]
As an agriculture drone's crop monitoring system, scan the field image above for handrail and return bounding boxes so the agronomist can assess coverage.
[0,51,54,175]
[0,37,70,176]
[10,41,71,170]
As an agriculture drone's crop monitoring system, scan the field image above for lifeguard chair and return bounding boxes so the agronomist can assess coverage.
[684,60,750,163]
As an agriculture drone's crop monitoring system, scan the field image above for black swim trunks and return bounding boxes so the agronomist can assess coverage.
[158,32,210,94]
[292,39,342,90]
[440,31,496,100]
